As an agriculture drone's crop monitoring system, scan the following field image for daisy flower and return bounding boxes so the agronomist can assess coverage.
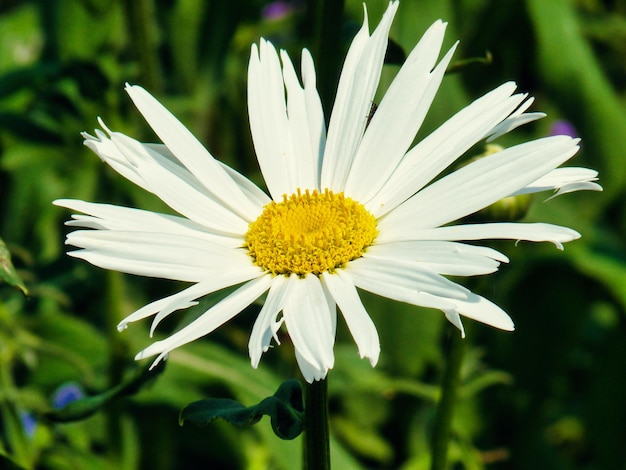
[55,1,600,382]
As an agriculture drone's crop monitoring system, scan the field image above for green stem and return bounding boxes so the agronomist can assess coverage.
[314,0,345,122]
[122,0,162,91]
[105,270,128,464]
[304,378,330,470]
[430,326,466,470]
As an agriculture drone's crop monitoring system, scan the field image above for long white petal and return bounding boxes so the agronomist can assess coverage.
[136,275,273,365]
[349,256,470,299]
[124,85,259,220]
[381,222,580,250]
[301,48,326,187]
[118,271,262,331]
[365,240,508,276]
[321,1,399,191]
[345,21,455,202]
[54,199,244,247]
[367,82,525,216]
[248,40,296,199]
[446,292,515,331]
[321,271,380,366]
[249,274,289,368]
[282,274,335,373]
[346,258,464,311]
[108,131,248,234]
[513,167,602,198]
[280,49,322,191]
[82,125,148,191]
[144,142,271,210]
[379,136,579,232]
[485,95,545,142]
[65,230,257,282]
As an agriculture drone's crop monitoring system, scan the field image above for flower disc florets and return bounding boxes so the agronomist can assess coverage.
[246,189,378,275]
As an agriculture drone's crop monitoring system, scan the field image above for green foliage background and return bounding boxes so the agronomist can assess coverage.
[0,0,624,468]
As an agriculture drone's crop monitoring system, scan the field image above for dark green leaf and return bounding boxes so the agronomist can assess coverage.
[0,238,28,296]
[0,64,60,100]
[383,37,407,65]
[180,379,304,440]
[0,453,27,470]
[0,113,64,144]
[44,361,166,422]
[62,60,109,100]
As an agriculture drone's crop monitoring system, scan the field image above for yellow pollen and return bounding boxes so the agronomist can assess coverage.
[246,189,378,276]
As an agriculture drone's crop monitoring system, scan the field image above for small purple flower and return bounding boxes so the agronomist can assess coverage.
[52,382,85,409]
[262,1,295,20]
[550,120,578,138]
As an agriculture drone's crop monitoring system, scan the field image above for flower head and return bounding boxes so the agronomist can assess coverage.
[55,1,600,382]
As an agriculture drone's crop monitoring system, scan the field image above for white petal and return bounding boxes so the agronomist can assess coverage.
[321,271,380,366]
[65,230,257,282]
[282,274,335,373]
[295,349,328,383]
[367,82,526,216]
[444,310,466,338]
[513,167,602,198]
[124,85,259,219]
[345,21,456,202]
[321,1,399,191]
[144,142,272,209]
[121,285,204,331]
[54,199,244,247]
[148,269,265,336]
[365,240,508,276]
[118,268,264,332]
[82,124,148,190]
[216,162,271,209]
[107,131,249,234]
[280,49,323,190]
[345,257,466,310]
[486,95,545,142]
[378,136,580,233]
[301,48,326,186]
[249,274,289,368]
[546,181,603,198]
[386,222,580,250]
[447,292,515,331]
[136,275,273,365]
[247,40,293,199]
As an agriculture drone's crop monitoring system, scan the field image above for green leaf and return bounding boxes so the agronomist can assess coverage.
[526,0,626,196]
[180,379,304,440]
[0,238,28,296]
[44,361,166,423]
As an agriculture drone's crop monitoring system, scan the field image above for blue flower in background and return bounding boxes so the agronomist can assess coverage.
[262,1,297,20]
[550,120,578,138]
[52,382,85,409]
[19,410,37,438]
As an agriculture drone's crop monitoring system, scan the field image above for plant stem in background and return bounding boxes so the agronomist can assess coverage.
[314,0,345,122]
[105,270,129,464]
[122,0,162,92]
[430,326,466,470]
[304,378,330,470]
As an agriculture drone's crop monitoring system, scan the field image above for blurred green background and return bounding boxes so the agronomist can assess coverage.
[0,0,624,468]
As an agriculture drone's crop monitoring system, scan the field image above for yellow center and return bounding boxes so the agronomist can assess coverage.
[246,189,378,276]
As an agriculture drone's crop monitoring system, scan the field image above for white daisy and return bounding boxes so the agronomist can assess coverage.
[55,1,600,383]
